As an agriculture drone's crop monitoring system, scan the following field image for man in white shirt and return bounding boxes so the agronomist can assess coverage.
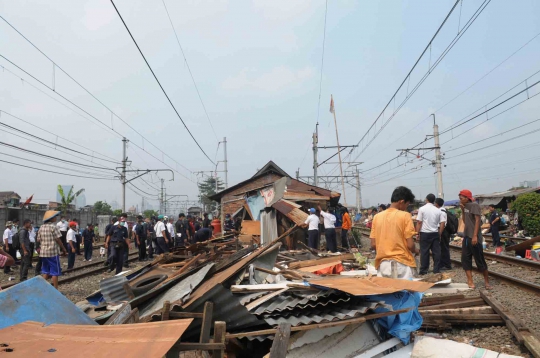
[166,218,175,249]
[318,205,338,252]
[56,216,68,253]
[29,223,36,269]
[415,194,445,275]
[301,208,320,250]
[154,215,169,254]
[3,221,14,274]
[66,221,78,269]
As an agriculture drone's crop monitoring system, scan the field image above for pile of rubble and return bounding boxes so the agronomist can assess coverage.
[1,227,538,357]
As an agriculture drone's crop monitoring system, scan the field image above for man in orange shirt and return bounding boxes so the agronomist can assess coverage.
[341,207,352,249]
[370,186,419,279]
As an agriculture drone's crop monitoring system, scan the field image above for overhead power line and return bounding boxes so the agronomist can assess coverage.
[160,0,218,142]
[349,0,491,162]
[0,158,117,180]
[110,0,216,165]
[0,16,195,177]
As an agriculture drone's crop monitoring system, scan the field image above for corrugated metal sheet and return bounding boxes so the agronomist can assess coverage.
[0,319,193,357]
[260,209,278,245]
[253,290,350,315]
[139,263,214,319]
[0,276,97,329]
[100,275,129,302]
[239,291,268,306]
[263,301,390,327]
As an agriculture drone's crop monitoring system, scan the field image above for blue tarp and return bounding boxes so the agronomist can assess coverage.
[365,291,423,345]
[0,276,97,329]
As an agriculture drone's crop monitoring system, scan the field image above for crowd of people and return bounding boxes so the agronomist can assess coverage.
[369,186,491,290]
[1,210,243,288]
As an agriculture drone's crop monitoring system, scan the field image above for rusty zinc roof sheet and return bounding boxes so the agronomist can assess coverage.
[308,276,434,295]
[0,319,193,358]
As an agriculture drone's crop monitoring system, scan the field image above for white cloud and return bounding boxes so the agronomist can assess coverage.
[222,66,314,92]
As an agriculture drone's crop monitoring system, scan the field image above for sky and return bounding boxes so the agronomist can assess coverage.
[1,0,540,212]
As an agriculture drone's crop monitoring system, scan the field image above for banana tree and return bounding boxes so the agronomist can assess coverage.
[57,185,85,212]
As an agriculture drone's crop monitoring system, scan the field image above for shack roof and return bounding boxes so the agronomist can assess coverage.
[475,187,540,206]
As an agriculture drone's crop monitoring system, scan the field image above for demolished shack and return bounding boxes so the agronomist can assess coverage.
[209,160,341,249]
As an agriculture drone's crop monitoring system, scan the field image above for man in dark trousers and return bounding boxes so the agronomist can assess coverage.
[175,213,188,247]
[105,218,128,274]
[82,223,95,262]
[202,213,211,228]
[104,217,117,267]
[18,219,32,281]
[435,198,451,271]
[459,189,491,289]
[488,204,501,248]
[135,215,147,261]
[415,194,445,275]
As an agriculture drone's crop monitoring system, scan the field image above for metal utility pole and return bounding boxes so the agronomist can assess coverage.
[313,124,319,186]
[223,137,228,189]
[432,114,444,199]
[330,95,347,205]
[121,137,128,212]
[160,178,164,214]
[356,167,362,211]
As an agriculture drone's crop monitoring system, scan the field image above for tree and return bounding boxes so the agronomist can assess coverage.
[94,201,112,215]
[57,185,85,212]
[112,209,123,217]
[143,210,158,218]
[513,193,540,236]
[198,177,224,213]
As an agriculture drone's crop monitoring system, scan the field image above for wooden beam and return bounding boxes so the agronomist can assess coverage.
[213,321,226,358]
[418,297,485,310]
[200,301,214,344]
[420,314,502,320]
[168,312,204,319]
[269,323,291,358]
[420,294,465,306]
[246,288,289,311]
[161,301,171,321]
[173,343,226,351]
[225,308,412,339]
[522,332,540,358]
[288,253,354,269]
[420,306,494,316]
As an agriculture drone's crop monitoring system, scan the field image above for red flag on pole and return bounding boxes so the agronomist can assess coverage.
[21,194,34,207]
[329,95,335,114]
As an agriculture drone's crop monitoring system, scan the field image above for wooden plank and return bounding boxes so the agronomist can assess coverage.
[420,294,465,306]
[225,307,412,339]
[507,320,525,344]
[213,321,226,358]
[160,261,187,268]
[173,343,226,351]
[246,288,289,311]
[269,323,291,358]
[288,253,354,269]
[242,220,261,236]
[523,332,540,358]
[169,312,204,319]
[418,297,485,310]
[479,290,529,330]
[505,235,540,252]
[199,301,214,344]
[161,301,171,321]
[420,306,494,316]
[254,266,278,275]
[104,302,132,325]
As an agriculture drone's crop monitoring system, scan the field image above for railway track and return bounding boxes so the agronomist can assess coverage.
[355,227,540,295]
[0,252,140,290]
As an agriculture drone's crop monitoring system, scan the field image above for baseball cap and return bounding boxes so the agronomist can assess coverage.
[158,215,164,220]
[309,208,316,214]
[69,221,77,227]
[459,189,474,201]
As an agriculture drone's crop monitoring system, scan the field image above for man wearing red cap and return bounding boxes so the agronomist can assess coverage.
[459,189,491,289]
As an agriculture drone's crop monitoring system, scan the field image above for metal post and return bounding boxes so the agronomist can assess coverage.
[331,95,347,205]
[356,167,362,212]
[223,137,228,189]
[313,124,318,187]
[160,178,164,214]
[432,114,444,199]
[121,137,127,212]
[296,168,299,180]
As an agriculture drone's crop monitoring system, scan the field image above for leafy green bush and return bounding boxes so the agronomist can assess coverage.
[513,193,540,237]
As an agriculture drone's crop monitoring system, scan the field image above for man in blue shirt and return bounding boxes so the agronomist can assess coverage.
[105,218,128,274]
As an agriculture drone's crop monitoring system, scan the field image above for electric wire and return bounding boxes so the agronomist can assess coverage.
[160,0,218,142]
[110,0,215,165]
[0,158,117,180]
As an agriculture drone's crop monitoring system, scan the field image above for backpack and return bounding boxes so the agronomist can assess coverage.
[443,209,458,235]
[499,216,507,226]
[11,230,21,251]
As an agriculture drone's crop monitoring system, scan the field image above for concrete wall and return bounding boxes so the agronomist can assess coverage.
[0,208,97,229]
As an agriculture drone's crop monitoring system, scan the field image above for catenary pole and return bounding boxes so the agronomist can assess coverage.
[432,114,444,199]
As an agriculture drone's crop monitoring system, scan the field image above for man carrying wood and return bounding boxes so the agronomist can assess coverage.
[370,186,419,279]
[459,189,491,290]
